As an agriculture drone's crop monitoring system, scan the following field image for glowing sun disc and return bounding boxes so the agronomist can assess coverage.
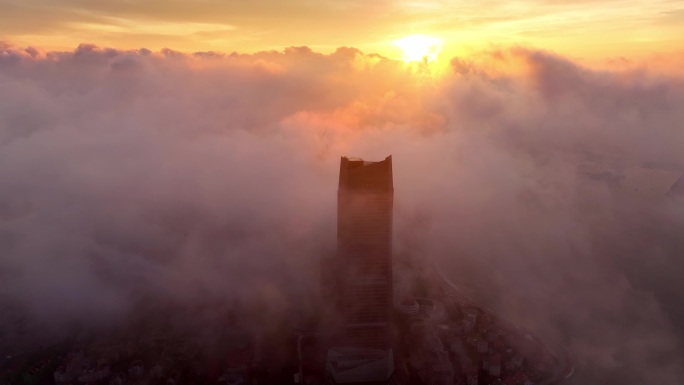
[394,34,442,63]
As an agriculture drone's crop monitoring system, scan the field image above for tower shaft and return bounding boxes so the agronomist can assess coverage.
[336,156,393,349]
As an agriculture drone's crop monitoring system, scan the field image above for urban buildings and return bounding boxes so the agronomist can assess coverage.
[325,347,395,385]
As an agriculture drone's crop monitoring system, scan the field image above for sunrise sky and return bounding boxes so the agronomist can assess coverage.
[3,2,684,384]
[2,0,683,61]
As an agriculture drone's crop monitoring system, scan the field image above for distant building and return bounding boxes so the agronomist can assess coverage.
[128,361,144,378]
[77,366,111,383]
[414,298,446,322]
[53,366,73,384]
[464,364,478,385]
[484,354,502,377]
[395,295,419,317]
[325,348,396,385]
[425,349,453,385]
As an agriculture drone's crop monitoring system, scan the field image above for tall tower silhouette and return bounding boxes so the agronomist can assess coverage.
[335,156,393,348]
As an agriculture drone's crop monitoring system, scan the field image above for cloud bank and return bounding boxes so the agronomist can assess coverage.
[1,42,684,383]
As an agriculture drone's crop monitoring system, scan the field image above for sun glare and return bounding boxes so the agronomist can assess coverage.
[394,34,443,63]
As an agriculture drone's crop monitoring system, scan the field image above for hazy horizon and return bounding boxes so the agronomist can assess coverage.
[3,0,684,64]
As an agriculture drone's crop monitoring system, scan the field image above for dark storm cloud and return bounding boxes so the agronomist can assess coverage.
[0,43,683,383]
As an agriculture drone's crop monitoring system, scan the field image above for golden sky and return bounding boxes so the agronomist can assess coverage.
[2,0,683,60]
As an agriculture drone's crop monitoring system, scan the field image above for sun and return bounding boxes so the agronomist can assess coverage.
[393,34,443,63]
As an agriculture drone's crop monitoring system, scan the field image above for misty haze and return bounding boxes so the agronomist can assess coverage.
[1,16,684,385]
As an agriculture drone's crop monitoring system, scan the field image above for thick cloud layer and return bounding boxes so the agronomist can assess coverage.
[1,43,684,383]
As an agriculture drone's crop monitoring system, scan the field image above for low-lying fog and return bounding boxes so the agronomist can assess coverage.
[1,43,683,384]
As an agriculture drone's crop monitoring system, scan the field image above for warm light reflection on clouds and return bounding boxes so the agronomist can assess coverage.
[394,34,442,63]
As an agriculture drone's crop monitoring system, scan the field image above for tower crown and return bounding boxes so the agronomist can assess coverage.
[338,156,393,193]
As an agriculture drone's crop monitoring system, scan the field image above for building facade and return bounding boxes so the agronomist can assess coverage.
[335,156,394,349]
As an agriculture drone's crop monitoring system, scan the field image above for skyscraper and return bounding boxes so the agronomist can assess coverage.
[335,156,394,349]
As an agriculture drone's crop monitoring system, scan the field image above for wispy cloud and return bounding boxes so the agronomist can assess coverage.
[68,17,236,37]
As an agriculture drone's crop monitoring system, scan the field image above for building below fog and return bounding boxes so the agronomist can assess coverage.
[325,348,397,385]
